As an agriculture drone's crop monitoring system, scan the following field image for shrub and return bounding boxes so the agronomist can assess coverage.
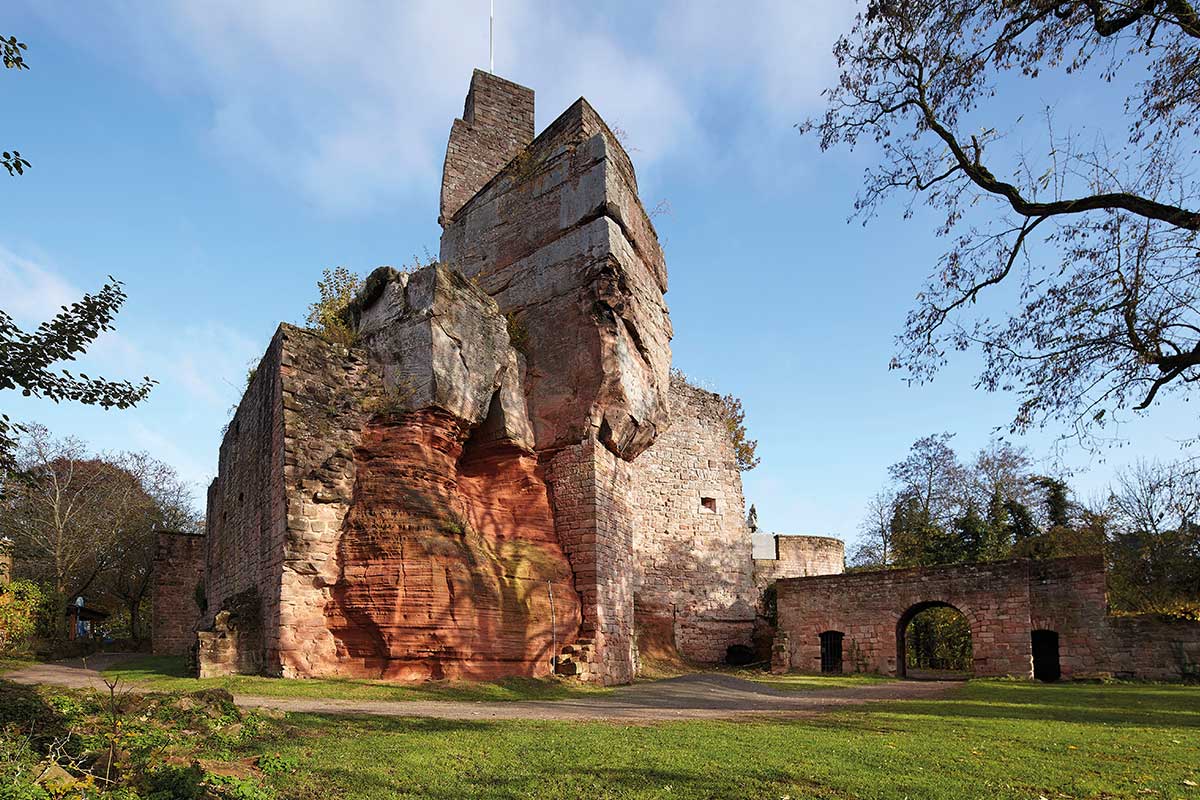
[717,393,760,472]
[305,267,361,347]
[0,580,49,654]
[358,382,415,418]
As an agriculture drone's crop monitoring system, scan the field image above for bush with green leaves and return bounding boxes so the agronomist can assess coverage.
[0,580,49,654]
[305,267,361,347]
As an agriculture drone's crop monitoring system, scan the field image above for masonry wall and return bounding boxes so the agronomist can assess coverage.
[1027,556,1110,678]
[543,434,637,684]
[274,326,377,677]
[151,532,206,656]
[440,70,535,224]
[628,375,756,664]
[753,535,845,588]
[202,330,287,673]
[1106,616,1200,680]
[774,555,1200,681]
[775,559,1036,677]
[1028,555,1200,679]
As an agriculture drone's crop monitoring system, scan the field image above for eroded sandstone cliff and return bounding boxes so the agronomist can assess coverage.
[200,263,582,680]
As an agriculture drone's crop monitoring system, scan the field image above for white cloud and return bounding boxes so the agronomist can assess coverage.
[656,0,856,118]
[25,0,852,210]
[0,245,82,324]
[2,246,261,511]
[166,321,261,410]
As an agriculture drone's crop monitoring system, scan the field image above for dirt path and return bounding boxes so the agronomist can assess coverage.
[4,657,960,722]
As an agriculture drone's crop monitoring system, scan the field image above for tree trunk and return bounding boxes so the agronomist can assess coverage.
[129,598,142,646]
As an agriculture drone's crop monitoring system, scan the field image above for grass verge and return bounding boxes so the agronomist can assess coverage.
[2,677,1197,798]
[101,655,613,702]
[256,679,1200,799]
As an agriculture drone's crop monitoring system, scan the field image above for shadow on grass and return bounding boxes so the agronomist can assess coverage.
[104,654,192,679]
[0,679,70,749]
[860,680,1200,729]
[260,716,835,800]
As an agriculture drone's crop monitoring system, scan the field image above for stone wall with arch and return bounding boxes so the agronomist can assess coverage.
[774,559,1034,677]
[773,555,1200,681]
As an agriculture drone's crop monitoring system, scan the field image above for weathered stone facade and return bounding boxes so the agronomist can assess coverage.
[197,266,586,681]
[174,72,767,685]
[440,92,672,462]
[629,375,757,664]
[773,555,1200,680]
[753,535,845,588]
[438,72,683,683]
[150,532,205,656]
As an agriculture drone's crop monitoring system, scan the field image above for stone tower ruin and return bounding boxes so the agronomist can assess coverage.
[165,71,827,685]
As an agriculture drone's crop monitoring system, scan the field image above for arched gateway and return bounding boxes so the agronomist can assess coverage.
[895,601,973,678]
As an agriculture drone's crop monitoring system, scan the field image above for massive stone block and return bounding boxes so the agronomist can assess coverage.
[184,71,764,688]
[441,95,672,462]
[437,77,678,684]
[348,264,534,449]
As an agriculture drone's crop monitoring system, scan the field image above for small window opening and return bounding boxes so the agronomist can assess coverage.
[701,497,717,513]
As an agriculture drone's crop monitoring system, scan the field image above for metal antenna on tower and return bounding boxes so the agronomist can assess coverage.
[489,0,495,73]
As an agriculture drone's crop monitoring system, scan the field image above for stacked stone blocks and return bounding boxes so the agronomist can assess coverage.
[150,532,205,656]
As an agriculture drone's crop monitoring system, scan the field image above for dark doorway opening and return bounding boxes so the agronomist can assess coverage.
[819,631,843,673]
[1031,629,1061,682]
[896,601,973,680]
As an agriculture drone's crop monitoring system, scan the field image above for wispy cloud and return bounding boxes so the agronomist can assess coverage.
[2,245,260,509]
[25,1,851,211]
[0,245,82,325]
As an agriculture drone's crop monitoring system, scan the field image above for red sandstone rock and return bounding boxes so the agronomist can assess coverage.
[325,409,580,679]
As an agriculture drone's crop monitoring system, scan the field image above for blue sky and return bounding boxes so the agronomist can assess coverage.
[2,2,1194,545]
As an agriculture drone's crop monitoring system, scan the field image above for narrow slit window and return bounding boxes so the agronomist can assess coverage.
[701,497,717,513]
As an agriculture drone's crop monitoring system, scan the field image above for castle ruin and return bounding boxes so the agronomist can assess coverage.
[150,71,841,684]
[153,71,1200,685]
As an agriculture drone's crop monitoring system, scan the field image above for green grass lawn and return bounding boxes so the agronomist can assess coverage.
[3,674,1197,798]
[248,679,1199,799]
[101,654,615,702]
[103,655,895,701]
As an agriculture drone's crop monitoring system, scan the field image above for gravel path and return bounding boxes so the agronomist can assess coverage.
[4,656,960,722]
